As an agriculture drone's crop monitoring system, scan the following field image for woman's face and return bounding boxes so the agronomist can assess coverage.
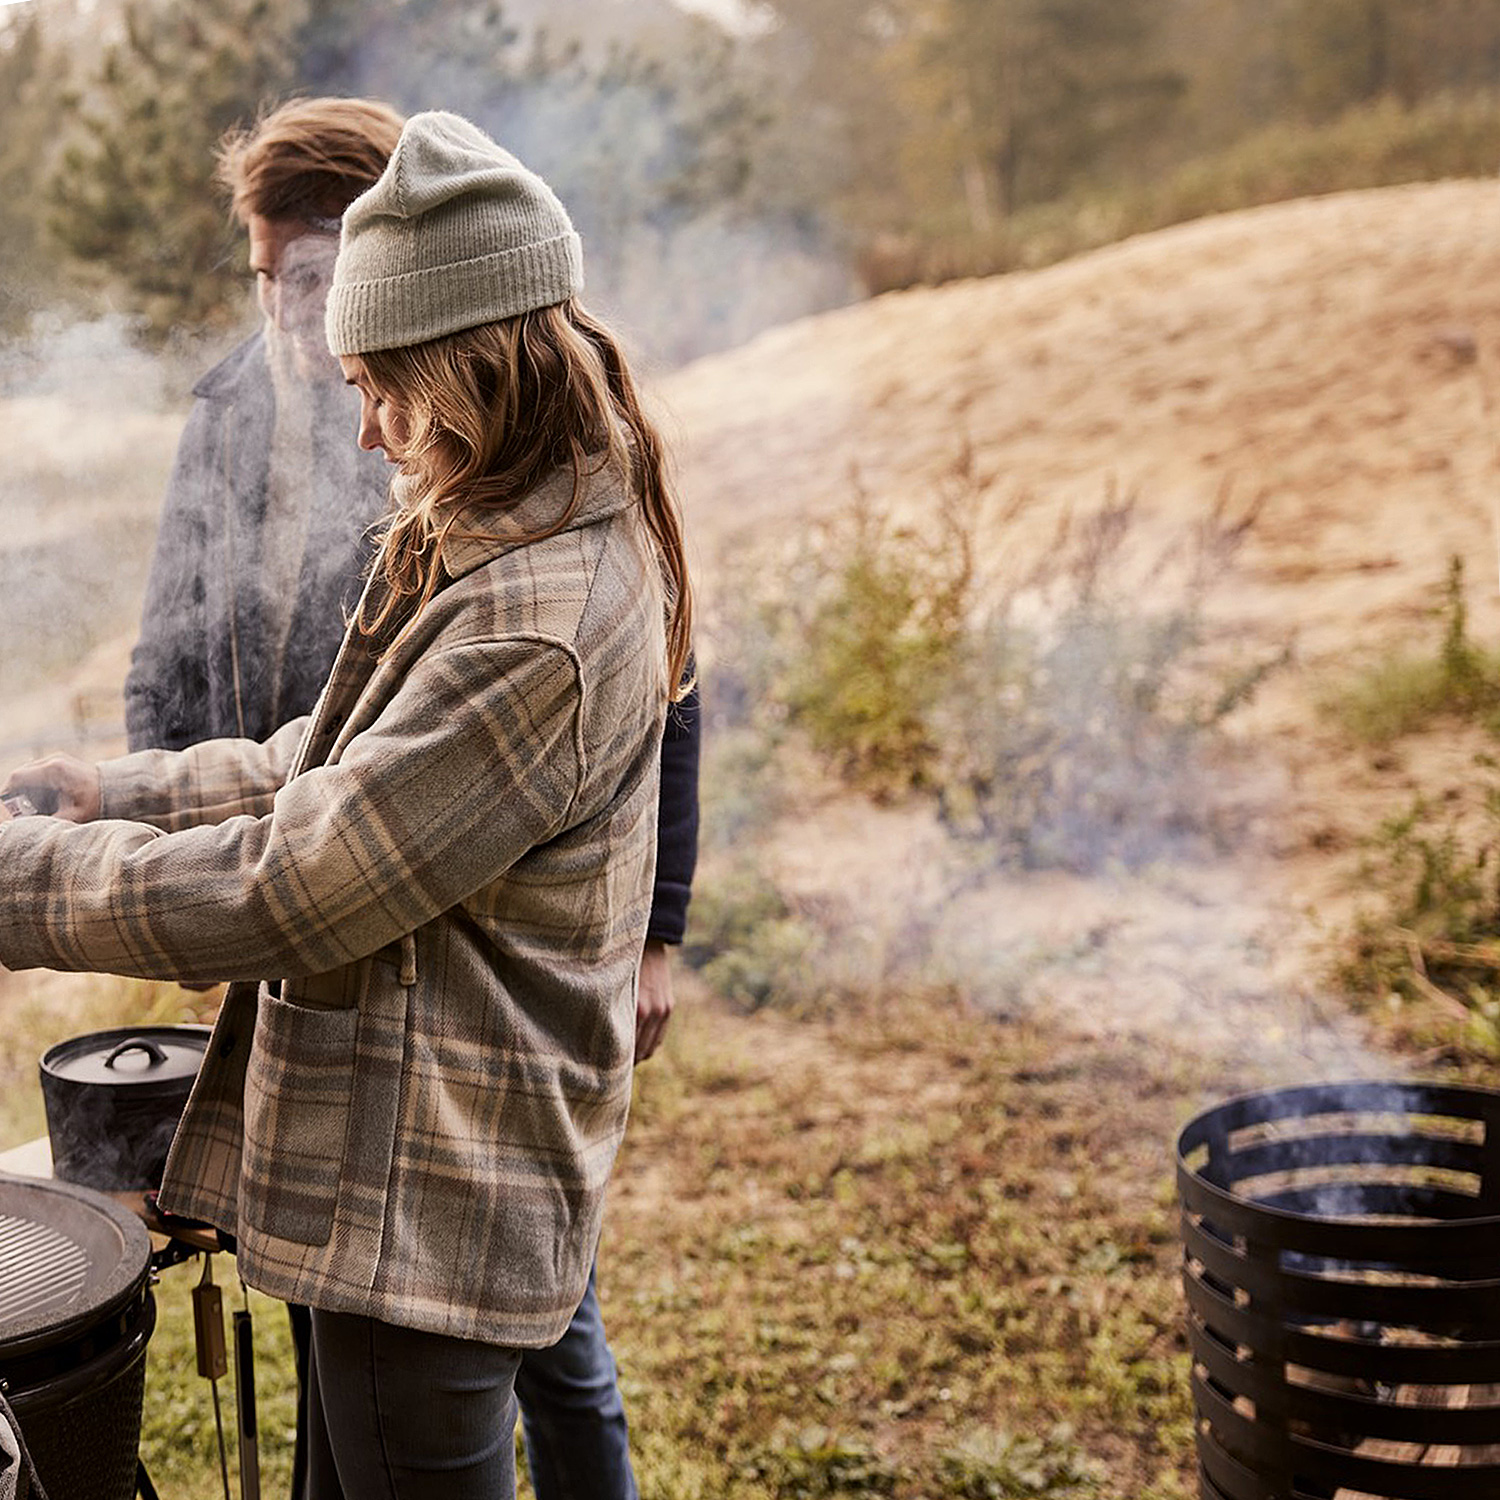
[338,355,411,463]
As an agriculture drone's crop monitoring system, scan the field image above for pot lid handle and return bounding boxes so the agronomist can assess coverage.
[103,1036,170,1070]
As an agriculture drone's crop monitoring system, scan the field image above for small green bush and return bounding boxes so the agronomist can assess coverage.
[740,1429,901,1498]
[1324,556,1500,743]
[680,867,822,1012]
[938,1427,1103,1498]
[777,477,971,799]
[1340,763,1500,1053]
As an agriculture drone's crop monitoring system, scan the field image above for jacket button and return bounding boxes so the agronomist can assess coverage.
[217,1033,236,1058]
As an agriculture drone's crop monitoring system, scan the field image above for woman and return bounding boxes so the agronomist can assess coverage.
[0,111,690,1499]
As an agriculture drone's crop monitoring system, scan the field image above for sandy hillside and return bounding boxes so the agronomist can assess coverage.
[663,180,1500,655]
[656,179,1500,1076]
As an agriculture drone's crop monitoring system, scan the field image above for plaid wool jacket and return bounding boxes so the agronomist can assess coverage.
[0,461,666,1348]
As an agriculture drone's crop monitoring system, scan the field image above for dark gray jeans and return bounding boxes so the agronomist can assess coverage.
[305,1307,523,1500]
[292,1264,639,1500]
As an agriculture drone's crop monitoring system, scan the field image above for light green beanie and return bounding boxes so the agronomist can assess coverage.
[325,110,584,356]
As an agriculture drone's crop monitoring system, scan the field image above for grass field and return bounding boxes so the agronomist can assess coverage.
[8,971,1261,1500]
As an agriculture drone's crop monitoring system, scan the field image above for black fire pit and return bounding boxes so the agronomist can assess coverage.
[1176,1080,1500,1500]
[0,1173,156,1500]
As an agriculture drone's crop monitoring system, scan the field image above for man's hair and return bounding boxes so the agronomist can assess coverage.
[217,96,405,225]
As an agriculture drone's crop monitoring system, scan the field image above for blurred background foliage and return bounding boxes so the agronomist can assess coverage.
[11,0,1500,363]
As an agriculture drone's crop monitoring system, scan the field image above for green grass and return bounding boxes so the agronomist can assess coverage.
[605,993,1205,1498]
[137,1277,297,1500]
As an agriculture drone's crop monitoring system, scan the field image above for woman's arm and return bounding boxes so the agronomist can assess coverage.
[0,639,585,985]
[97,715,310,830]
[0,716,309,833]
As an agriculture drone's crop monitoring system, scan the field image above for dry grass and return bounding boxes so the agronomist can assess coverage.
[2,971,1223,1499]
[602,979,1213,1499]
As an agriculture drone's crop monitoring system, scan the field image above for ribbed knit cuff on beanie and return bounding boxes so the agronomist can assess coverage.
[325,110,584,357]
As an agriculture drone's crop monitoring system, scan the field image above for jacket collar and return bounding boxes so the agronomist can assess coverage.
[436,456,638,584]
[192,331,267,402]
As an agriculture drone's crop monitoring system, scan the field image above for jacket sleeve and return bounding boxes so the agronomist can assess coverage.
[97,716,309,830]
[0,640,583,985]
[123,397,218,752]
[647,676,700,945]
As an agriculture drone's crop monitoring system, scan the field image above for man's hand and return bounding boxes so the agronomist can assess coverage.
[1,754,103,824]
[635,939,675,1063]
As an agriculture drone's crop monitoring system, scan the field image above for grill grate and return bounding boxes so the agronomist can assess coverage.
[0,1212,90,1325]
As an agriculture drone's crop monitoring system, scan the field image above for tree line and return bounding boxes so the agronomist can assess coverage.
[7,0,1500,363]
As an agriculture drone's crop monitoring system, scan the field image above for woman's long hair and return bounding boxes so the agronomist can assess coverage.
[355,300,692,698]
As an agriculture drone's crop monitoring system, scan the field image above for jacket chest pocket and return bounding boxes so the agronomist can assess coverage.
[241,984,360,1246]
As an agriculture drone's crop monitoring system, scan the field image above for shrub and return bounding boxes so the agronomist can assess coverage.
[740,1429,901,1498]
[1323,556,1500,743]
[775,470,971,799]
[683,465,1281,1011]
[761,473,1270,872]
[938,1426,1103,1498]
[1339,762,1500,1054]
[679,867,823,1013]
[870,91,1500,292]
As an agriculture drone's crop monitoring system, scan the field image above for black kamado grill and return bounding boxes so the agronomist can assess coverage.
[0,1173,156,1500]
[1176,1080,1500,1500]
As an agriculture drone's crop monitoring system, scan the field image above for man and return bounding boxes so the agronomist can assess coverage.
[125,95,699,1500]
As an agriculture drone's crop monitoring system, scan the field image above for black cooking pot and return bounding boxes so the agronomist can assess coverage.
[39,1025,211,1192]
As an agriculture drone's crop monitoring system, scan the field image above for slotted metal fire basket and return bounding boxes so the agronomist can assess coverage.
[1176,1080,1500,1500]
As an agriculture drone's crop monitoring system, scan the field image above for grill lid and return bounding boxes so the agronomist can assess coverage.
[0,1174,150,1357]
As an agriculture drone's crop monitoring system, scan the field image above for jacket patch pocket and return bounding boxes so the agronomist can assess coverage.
[242,987,359,1246]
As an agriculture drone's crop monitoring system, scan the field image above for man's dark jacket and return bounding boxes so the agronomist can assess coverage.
[126,331,698,942]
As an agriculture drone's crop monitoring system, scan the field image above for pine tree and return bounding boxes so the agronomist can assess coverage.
[1274,0,1500,119]
[893,0,1184,225]
[0,5,75,330]
[50,0,305,340]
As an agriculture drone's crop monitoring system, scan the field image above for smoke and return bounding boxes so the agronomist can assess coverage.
[582,211,859,371]
[789,789,1388,1084]
[695,486,1402,1090]
[296,5,859,368]
[0,0,853,755]
[41,1077,185,1191]
[0,314,188,751]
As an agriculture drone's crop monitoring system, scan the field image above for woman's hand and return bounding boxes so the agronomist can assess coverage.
[1,754,103,824]
[635,939,676,1063]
